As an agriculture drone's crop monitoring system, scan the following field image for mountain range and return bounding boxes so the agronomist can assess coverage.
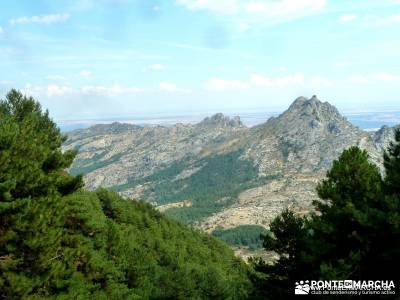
[64,96,398,233]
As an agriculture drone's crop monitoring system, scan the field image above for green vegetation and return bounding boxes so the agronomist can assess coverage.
[70,151,126,175]
[252,141,400,299]
[212,225,269,250]
[0,90,252,299]
[113,151,277,223]
[279,138,305,160]
[3,89,400,299]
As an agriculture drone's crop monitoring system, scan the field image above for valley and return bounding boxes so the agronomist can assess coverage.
[64,96,398,239]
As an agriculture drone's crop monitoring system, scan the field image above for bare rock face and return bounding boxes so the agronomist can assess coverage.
[245,95,381,176]
[200,96,383,230]
[65,114,245,189]
[199,113,244,128]
[64,96,397,231]
[373,125,400,152]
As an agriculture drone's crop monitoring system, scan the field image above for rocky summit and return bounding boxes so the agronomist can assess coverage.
[64,96,396,232]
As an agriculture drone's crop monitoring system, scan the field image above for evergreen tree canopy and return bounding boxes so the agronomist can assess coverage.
[251,209,308,299]
[0,90,252,299]
[384,129,400,196]
[254,143,400,298]
[312,147,385,279]
[0,90,83,298]
[0,89,82,201]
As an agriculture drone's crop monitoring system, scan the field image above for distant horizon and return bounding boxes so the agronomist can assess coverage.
[58,105,400,132]
[2,1,400,120]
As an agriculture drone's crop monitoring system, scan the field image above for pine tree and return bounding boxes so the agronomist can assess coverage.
[384,129,400,196]
[255,144,400,296]
[251,209,308,299]
[0,90,253,299]
[0,90,82,298]
[377,128,400,279]
[311,147,384,279]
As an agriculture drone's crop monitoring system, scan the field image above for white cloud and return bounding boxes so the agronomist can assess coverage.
[176,0,326,25]
[21,84,73,97]
[10,13,70,25]
[245,0,325,15]
[159,82,177,91]
[245,2,268,13]
[206,78,250,90]
[72,0,133,12]
[46,75,66,81]
[206,73,305,91]
[333,61,350,69]
[21,83,143,98]
[346,73,400,84]
[386,14,400,23]
[372,14,400,26]
[251,73,305,87]
[159,82,191,93]
[375,72,400,81]
[347,75,369,84]
[176,0,240,14]
[148,64,165,71]
[46,85,73,97]
[0,26,3,34]
[80,70,92,77]
[238,21,250,32]
[338,14,357,23]
[21,84,43,97]
[310,76,333,87]
[250,74,273,87]
[81,84,143,96]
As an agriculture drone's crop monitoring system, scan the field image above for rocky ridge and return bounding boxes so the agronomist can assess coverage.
[66,115,245,190]
[64,96,396,231]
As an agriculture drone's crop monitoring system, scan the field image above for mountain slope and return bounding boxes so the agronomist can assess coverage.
[65,96,392,231]
[202,96,381,231]
[66,116,245,190]
[0,90,252,299]
[246,95,380,174]
[57,189,252,299]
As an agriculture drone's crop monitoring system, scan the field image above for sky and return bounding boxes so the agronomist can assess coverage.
[0,0,400,121]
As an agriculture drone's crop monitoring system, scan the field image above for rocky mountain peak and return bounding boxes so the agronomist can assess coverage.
[269,95,348,135]
[198,113,243,128]
[373,125,400,151]
[65,95,393,234]
[73,122,141,137]
[251,96,371,169]
[287,95,341,119]
[247,96,380,178]
[289,96,308,107]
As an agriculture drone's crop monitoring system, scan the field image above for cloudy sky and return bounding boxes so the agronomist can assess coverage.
[0,0,400,120]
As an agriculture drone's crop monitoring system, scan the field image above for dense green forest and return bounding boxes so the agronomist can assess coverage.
[112,151,277,223]
[212,225,268,250]
[0,90,252,299]
[251,139,400,299]
[1,89,400,299]
[70,150,126,176]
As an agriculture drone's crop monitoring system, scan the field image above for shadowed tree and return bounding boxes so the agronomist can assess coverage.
[0,90,83,298]
[254,145,400,298]
[0,90,253,299]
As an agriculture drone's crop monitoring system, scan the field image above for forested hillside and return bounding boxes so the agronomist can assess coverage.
[65,96,395,233]
[212,225,268,250]
[251,139,400,299]
[2,89,400,299]
[0,90,252,299]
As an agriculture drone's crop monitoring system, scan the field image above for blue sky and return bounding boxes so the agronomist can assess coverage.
[0,0,400,121]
